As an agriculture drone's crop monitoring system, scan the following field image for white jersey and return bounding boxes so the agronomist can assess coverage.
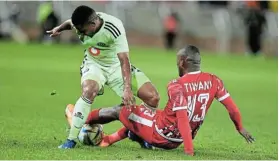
[75,12,129,67]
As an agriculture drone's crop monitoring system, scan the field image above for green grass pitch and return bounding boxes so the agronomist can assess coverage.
[0,41,277,160]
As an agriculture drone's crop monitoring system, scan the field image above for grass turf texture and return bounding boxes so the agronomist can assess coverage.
[0,41,277,160]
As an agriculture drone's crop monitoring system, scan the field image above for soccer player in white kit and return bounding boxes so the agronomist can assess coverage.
[47,5,160,149]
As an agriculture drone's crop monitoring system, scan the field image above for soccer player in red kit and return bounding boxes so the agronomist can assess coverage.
[66,45,255,155]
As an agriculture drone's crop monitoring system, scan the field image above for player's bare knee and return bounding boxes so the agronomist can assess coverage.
[82,80,99,101]
[138,82,160,108]
[82,85,97,101]
[147,91,160,107]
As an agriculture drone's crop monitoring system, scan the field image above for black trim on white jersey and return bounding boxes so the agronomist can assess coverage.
[104,21,121,39]
[104,26,117,38]
[106,22,121,35]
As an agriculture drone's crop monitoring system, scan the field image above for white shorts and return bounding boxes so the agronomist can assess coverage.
[80,59,150,97]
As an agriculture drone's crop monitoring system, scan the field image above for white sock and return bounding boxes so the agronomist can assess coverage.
[68,96,92,140]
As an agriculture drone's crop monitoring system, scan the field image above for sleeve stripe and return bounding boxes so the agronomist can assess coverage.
[218,93,230,102]
[128,113,153,127]
[105,21,121,35]
[105,24,120,37]
[104,26,117,38]
[173,106,188,111]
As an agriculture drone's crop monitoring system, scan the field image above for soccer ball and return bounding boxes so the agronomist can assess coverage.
[78,124,104,146]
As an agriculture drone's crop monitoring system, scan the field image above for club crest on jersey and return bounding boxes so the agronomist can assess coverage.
[97,42,109,47]
[89,47,101,56]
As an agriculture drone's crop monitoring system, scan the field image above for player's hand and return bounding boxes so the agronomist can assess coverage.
[239,128,255,143]
[46,26,61,37]
[123,87,135,106]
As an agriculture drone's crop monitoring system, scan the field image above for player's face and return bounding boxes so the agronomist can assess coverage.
[77,23,96,36]
[76,16,100,36]
[177,55,185,77]
[177,49,186,77]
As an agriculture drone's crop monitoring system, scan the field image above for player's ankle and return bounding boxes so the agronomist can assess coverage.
[99,136,111,147]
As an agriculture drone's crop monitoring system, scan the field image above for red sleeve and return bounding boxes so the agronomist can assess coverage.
[214,76,230,101]
[167,81,194,155]
[214,76,243,131]
[220,97,243,131]
[177,110,194,155]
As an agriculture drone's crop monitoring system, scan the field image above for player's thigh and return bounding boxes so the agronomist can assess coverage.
[131,65,159,106]
[107,65,155,98]
[119,105,154,143]
[137,81,159,106]
[80,62,106,95]
[106,65,151,96]
[106,65,125,97]
[130,65,153,96]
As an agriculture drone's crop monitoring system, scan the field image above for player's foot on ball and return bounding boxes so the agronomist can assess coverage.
[127,131,154,149]
[58,139,76,149]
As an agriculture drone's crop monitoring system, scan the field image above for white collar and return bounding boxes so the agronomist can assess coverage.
[187,71,201,75]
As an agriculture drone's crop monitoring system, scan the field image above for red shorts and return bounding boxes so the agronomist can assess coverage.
[119,105,181,149]
[119,105,155,143]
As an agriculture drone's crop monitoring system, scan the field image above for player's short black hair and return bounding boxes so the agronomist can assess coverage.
[71,5,97,27]
[180,45,201,70]
[184,45,201,65]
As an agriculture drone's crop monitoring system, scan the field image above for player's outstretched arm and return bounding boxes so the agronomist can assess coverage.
[220,97,255,143]
[113,20,133,106]
[46,19,73,37]
[168,82,194,156]
[214,76,255,143]
[118,52,134,106]
[177,110,194,156]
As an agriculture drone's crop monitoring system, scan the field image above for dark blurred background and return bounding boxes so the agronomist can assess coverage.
[0,1,277,57]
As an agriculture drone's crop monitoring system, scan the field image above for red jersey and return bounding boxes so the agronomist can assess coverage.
[153,71,243,154]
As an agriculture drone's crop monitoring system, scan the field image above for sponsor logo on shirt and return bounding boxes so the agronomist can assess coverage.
[97,42,109,47]
[89,47,101,56]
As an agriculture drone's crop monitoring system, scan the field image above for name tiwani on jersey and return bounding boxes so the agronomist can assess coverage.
[184,81,212,92]
[145,71,242,155]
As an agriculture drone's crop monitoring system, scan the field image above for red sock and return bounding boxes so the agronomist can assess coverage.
[86,109,100,124]
[100,127,128,147]
[110,127,128,143]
